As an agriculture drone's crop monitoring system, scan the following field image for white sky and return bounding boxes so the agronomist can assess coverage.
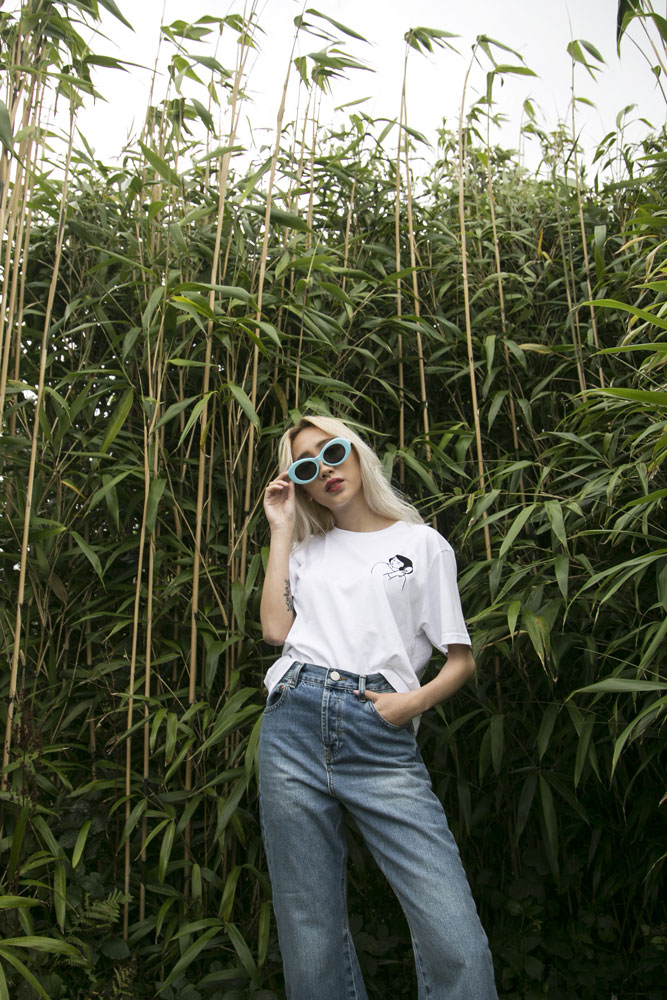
[73,0,665,173]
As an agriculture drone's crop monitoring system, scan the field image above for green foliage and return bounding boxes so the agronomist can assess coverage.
[1,1,666,998]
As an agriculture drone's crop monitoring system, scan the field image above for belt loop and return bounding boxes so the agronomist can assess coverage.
[290,662,304,688]
[357,674,367,702]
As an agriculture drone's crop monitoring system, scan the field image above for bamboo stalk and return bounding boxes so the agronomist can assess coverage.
[401,89,431,461]
[394,79,406,482]
[569,60,605,389]
[183,10,257,886]
[553,163,587,395]
[457,48,492,562]
[123,418,151,938]
[239,23,300,583]
[190,11,252,699]
[2,109,76,796]
[483,96,524,515]
[0,57,42,430]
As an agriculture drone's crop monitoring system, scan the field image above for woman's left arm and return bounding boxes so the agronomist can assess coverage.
[356,644,475,727]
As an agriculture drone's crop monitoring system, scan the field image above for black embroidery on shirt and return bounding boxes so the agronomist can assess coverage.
[372,554,414,590]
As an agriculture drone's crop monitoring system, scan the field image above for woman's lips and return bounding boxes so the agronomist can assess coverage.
[325,479,343,493]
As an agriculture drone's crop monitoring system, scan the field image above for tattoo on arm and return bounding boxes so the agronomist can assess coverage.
[283,579,294,612]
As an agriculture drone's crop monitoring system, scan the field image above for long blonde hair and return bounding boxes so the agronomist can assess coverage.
[277,415,423,544]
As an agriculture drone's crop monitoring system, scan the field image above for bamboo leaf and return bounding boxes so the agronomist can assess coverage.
[8,805,30,882]
[0,936,78,954]
[489,714,504,774]
[215,780,246,841]
[146,478,167,533]
[617,0,640,48]
[178,391,215,447]
[545,500,568,550]
[160,926,221,989]
[165,713,178,762]
[507,600,521,637]
[0,897,41,910]
[228,383,260,429]
[139,140,181,187]
[227,923,260,986]
[257,900,271,968]
[593,387,667,407]
[89,469,134,510]
[71,531,104,583]
[499,504,536,558]
[522,608,547,666]
[555,554,569,600]
[191,97,215,132]
[120,799,147,847]
[539,775,558,863]
[71,821,91,869]
[156,395,200,428]
[101,388,134,453]
[231,580,246,632]
[0,100,13,153]
[611,695,667,774]
[158,821,176,883]
[54,861,66,931]
[585,297,667,331]
[97,0,134,30]
[0,948,50,1000]
[305,8,369,42]
[246,204,311,232]
[493,64,538,77]
[573,678,665,695]
[516,773,537,841]
[574,716,594,788]
[537,704,558,761]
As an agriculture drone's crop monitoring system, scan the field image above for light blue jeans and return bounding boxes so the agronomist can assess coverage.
[258,662,497,1000]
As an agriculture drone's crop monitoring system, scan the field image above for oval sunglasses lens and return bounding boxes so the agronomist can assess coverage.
[322,442,346,465]
[294,460,318,482]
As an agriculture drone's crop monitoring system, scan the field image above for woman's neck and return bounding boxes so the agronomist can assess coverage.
[332,497,396,533]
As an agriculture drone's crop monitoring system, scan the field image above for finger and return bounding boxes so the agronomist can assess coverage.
[268,475,293,490]
[353,688,378,701]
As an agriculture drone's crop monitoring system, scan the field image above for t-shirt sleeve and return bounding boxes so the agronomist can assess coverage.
[288,545,303,605]
[420,543,471,654]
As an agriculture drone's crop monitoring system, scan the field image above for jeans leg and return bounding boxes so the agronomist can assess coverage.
[259,678,367,1000]
[340,695,498,1000]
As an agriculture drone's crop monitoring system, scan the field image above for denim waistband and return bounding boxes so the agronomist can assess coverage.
[284,661,392,695]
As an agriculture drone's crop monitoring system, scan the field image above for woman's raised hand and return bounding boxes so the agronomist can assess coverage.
[263,474,296,533]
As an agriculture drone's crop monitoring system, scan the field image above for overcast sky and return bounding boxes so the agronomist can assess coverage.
[73,0,665,173]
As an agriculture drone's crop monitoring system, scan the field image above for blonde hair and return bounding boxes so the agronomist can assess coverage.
[277,415,423,544]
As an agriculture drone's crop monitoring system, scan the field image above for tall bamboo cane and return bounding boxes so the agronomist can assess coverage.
[184,11,256,886]
[2,110,75,793]
[457,47,492,561]
[394,68,406,480]
[482,87,524,514]
[239,25,300,582]
[568,57,605,389]
[401,90,431,461]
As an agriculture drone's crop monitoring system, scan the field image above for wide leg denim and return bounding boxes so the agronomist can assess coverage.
[259,663,497,1000]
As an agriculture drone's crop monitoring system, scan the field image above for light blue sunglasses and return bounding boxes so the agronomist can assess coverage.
[288,437,351,484]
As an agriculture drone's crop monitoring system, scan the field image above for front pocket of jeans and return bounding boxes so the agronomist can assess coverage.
[367,699,409,732]
[264,682,289,714]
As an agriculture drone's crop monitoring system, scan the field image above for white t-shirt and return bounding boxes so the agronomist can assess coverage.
[264,520,471,693]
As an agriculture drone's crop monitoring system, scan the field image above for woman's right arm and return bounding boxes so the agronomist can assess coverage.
[260,475,297,644]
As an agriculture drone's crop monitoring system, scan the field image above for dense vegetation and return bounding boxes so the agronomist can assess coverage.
[0,1,665,998]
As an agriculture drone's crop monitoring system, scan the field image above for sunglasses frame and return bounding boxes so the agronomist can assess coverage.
[287,437,352,484]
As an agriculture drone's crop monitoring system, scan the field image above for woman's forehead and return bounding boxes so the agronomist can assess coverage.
[292,426,332,457]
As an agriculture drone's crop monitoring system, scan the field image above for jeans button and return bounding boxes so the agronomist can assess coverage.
[330,670,341,681]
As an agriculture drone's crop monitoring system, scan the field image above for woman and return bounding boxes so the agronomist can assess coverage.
[259,415,497,1000]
